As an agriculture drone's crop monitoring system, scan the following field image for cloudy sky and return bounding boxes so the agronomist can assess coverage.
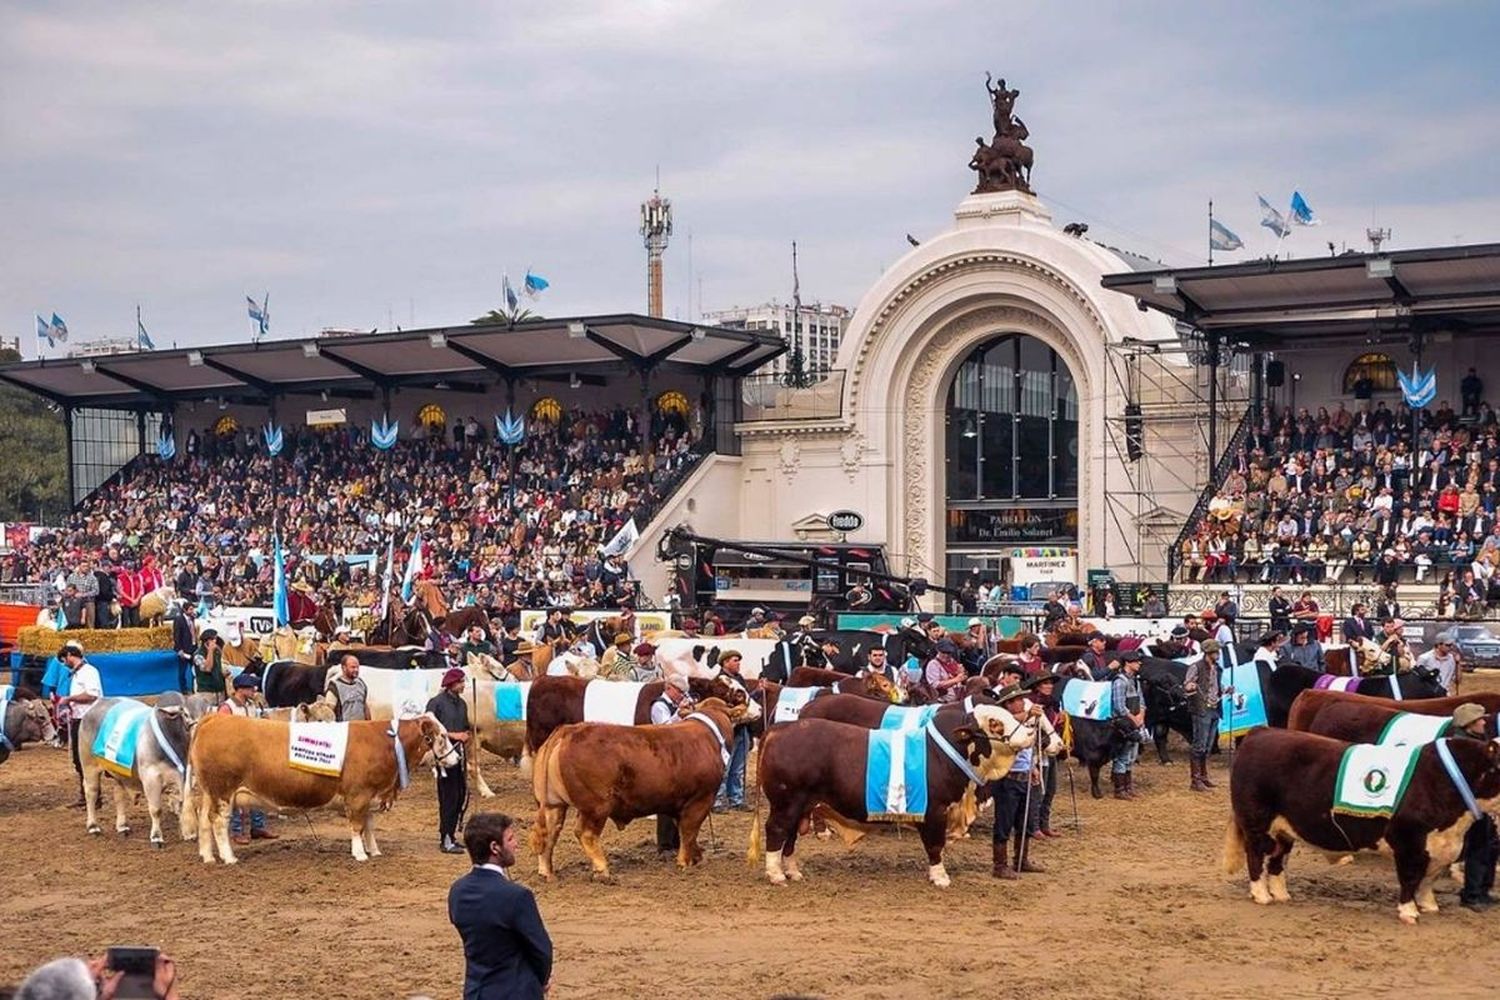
[4,1,1497,352]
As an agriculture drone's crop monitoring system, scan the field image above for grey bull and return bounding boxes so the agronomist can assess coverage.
[0,691,54,765]
[76,697,192,846]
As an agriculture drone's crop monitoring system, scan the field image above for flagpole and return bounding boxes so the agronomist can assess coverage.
[1208,200,1214,266]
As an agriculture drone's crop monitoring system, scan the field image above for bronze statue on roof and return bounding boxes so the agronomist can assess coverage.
[970,72,1034,194]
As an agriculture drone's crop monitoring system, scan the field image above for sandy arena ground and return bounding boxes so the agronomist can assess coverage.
[5,677,1500,999]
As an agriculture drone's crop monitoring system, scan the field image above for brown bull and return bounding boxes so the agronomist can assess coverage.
[530,699,735,880]
[1287,688,1500,734]
[754,704,1037,887]
[523,674,752,759]
[186,713,458,864]
[1225,727,1500,922]
[785,666,902,703]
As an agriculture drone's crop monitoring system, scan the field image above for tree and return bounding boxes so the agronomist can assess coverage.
[0,347,67,521]
[471,307,540,327]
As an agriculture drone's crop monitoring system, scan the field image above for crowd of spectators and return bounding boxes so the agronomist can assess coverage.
[1179,375,1500,614]
[0,403,704,619]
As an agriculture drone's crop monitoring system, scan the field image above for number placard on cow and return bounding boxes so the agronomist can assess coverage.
[287,722,350,776]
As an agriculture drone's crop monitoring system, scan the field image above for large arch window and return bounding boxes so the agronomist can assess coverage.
[945,334,1078,502]
[1342,352,1398,394]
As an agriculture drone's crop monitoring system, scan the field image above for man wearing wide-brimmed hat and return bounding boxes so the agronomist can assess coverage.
[989,682,1044,880]
[1453,702,1498,910]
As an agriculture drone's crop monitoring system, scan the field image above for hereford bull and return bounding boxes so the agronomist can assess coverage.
[1224,727,1500,922]
[77,698,192,846]
[530,698,735,880]
[1263,662,1446,728]
[1286,687,1500,736]
[522,674,755,761]
[186,713,458,863]
[785,666,903,703]
[754,703,1037,887]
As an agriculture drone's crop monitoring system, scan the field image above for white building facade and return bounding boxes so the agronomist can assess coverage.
[703,301,850,376]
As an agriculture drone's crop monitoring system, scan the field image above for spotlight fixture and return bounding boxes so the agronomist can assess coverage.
[187,350,204,367]
[80,360,97,374]
[428,332,447,349]
[567,321,587,339]
[1152,276,1178,294]
[1366,258,1395,279]
[569,372,581,389]
[217,397,228,410]
[302,343,320,358]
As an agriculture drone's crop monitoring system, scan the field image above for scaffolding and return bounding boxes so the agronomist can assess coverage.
[1100,325,1252,581]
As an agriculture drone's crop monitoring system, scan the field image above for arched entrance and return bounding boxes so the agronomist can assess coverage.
[943,332,1079,595]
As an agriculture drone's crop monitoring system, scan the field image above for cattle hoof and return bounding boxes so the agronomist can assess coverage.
[222,856,239,866]
[86,825,101,836]
[767,872,787,886]
[1090,787,1104,800]
[151,839,165,850]
[590,871,615,884]
[117,826,131,836]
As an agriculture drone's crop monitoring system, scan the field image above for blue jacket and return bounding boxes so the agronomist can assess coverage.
[448,867,553,1000]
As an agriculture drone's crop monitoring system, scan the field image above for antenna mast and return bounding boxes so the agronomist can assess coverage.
[640,174,673,318]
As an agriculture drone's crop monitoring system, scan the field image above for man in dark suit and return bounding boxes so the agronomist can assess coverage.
[448,812,553,999]
[172,602,198,694]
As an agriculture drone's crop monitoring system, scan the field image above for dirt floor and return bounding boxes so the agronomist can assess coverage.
[5,678,1500,1000]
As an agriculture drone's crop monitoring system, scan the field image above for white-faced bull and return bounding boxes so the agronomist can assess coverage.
[76,697,191,846]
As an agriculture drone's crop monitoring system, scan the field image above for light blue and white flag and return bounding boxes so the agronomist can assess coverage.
[1290,191,1320,226]
[523,270,549,298]
[1258,195,1290,238]
[400,533,424,602]
[1210,219,1244,252]
[262,421,284,457]
[495,408,525,445]
[600,518,639,558]
[137,316,155,351]
[157,433,177,462]
[49,313,68,343]
[1397,362,1437,409]
[36,314,54,350]
[371,414,399,450]
[376,535,396,621]
[246,294,269,339]
[503,273,520,313]
[272,533,290,627]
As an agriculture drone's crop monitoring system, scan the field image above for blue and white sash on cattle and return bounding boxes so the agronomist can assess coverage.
[774,687,823,724]
[1333,743,1422,818]
[92,700,151,778]
[879,704,941,731]
[583,680,644,725]
[864,728,929,821]
[1060,680,1112,722]
[1314,674,1361,694]
[1377,711,1451,747]
[494,681,531,722]
[1219,663,1267,736]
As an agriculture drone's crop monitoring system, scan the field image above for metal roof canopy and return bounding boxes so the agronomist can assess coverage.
[0,314,787,410]
[1100,242,1500,351]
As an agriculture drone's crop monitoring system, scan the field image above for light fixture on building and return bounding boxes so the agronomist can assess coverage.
[690,327,706,341]
[569,372,581,389]
[320,390,329,402]
[187,350,204,367]
[567,321,587,339]
[1152,275,1178,294]
[1366,258,1395,279]
[428,332,447,349]
[302,343,320,358]
[217,397,228,410]
[80,360,96,374]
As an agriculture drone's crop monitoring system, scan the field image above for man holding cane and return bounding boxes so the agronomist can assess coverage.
[990,683,1045,880]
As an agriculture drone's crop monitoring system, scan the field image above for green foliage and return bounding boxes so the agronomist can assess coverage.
[781,339,815,389]
[0,347,67,521]
[471,307,540,326]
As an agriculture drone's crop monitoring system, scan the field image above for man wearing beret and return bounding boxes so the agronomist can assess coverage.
[1453,702,1498,911]
[220,673,278,843]
[426,668,473,854]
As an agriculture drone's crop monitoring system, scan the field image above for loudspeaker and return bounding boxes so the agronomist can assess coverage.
[1124,403,1144,461]
[1266,360,1286,387]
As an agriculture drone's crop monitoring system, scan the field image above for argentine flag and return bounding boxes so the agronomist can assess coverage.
[49,313,69,342]
[36,314,54,350]
[1210,219,1244,252]
[1290,191,1320,226]
[503,274,520,313]
[401,533,424,601]
[523,270,550,297]
[272,534,290,626]
[137,316,155,351]
[1258,195,1290,238]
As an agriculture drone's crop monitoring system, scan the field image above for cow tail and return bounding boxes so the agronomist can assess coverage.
[1222,818,1246,875]
[747,807,764,867]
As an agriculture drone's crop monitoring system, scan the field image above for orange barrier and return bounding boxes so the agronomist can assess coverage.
[0,603,41,649]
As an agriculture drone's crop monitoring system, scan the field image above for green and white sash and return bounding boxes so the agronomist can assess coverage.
[1333,743,1423,818]
[1376,711,1451,748]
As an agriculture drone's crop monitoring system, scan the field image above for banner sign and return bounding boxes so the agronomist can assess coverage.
[517,608,672,639]
[305,408,348,427]
[287,722,349,776]
[947,507,1077,544]
[1008,547,1077,586]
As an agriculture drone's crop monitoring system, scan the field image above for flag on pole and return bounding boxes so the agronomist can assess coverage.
[272,534,291,627]
[523,270,550,298]
[400,532,424,601]
[1257,195,1291,238]
[49,313,68,343]
[1210,219,1244,252]
[377,535,396,620]
[246,294,269,339]
[600,518,640,557]
[503,274,519,313]
[137,315,155,351]
[1397,362,1437,409]
[1290,191,1321,226]
[36,314,54,350]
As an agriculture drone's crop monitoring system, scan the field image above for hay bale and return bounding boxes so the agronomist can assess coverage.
[17,624,173,657]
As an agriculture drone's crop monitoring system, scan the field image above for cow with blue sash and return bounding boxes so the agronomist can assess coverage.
[754,701,1038,887]
[76,697,192,846]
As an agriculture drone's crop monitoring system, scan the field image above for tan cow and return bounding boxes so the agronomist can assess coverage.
[185,713,458,864]
[530,698,735,880]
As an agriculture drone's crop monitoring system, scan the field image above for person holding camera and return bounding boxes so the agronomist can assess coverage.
[448,812,553,999]
[1110,650,1146,801]
[192,628,229,705]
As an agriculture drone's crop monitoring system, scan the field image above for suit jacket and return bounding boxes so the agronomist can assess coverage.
[448,867,553,1000]
[172,615,196,658]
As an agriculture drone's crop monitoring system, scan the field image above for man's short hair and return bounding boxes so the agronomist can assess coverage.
[15,956,95,1000]
[341,653,360,667]
[463,811,516,865]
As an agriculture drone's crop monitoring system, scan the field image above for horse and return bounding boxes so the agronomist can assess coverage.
[310,593,345,641]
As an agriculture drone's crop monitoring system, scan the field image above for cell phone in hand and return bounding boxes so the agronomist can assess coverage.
[106,946,159,999]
